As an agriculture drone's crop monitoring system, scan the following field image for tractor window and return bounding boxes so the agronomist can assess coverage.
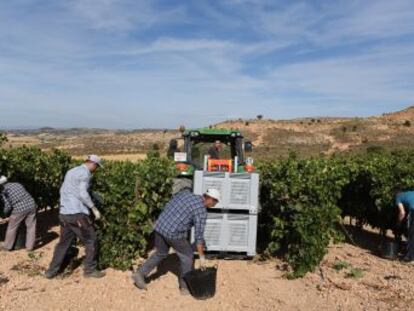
[190,142,232,169]
[167,138,185,159]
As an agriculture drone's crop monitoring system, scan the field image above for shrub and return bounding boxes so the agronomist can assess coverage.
[258,155,349,278]
[0,146,71,209]
[0,133,7,146]
[94,153,176,270]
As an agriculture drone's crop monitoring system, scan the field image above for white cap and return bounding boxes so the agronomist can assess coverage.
[87,154,103,168]
[0,175,8,185]
[204,188,221,202]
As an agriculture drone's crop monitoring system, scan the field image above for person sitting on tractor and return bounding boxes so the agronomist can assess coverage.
[208,140,222,159]
[167,139,180,159]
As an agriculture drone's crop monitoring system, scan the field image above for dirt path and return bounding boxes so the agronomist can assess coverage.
[1,225,413,311]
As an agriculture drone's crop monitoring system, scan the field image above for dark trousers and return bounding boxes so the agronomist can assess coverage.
[139,232,193,289]
[48,214,97,274]
[406,215,414,260]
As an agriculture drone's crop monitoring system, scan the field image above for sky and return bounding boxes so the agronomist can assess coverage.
[0,0,414,129]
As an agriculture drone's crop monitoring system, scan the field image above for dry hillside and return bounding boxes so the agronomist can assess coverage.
[217,106,414,158]
[3,106,414,159]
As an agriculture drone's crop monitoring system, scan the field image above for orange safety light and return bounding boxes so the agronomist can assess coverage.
[244,164,255,172]
[176,163,190,172]
[208,159,233,172]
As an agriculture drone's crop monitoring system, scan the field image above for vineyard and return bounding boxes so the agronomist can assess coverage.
[1,134,414,278]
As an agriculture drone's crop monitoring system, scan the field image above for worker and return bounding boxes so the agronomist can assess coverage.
[395,188,414,263]
[45,155,105,279]
[208,140,222,159]
[132,188,221,295]
[0,176,37,251]
[167,139,180,159]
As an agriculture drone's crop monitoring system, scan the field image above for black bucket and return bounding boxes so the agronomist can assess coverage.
[381,239,399,260]
[184,266,218,300]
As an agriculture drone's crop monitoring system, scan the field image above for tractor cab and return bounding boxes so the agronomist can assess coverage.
[169,128,254,177]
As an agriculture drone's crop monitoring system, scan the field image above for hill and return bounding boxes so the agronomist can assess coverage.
[217,106,414,158]
[2,106,414,159]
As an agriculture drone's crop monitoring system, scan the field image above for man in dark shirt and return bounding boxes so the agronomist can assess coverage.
[0,176,37,251]
[395,190,414,263]
[132,188,220,295]
[207,140,222,159]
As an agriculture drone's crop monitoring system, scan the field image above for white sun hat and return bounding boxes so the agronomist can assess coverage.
[204,188,221,202]
[0,175,8,185]
[87,154,103,168]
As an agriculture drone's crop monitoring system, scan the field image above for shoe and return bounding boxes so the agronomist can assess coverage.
[44,269,59,279]
[180,287,191,296]
[401,257,414,265]
[0,246,11,252]
[132,271,147,290]
[84,270,106,278]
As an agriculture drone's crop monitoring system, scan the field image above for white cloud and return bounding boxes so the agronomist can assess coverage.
[64,0,184,32]
[0,1,414,128]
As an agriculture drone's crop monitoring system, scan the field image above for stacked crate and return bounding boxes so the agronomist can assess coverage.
[192,171,260,257]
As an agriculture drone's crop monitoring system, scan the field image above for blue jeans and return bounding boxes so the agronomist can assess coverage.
[139,232,193,289]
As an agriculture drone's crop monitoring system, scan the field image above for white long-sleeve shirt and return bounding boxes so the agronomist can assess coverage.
[59,164,94,215]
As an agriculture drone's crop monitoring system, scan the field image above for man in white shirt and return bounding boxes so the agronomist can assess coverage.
[45,155,105,279]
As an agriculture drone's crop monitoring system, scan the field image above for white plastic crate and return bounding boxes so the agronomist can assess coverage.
[193,171,259,214]
[192,212,258,257]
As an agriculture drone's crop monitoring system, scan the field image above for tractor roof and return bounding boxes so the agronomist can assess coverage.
[183,128,242,136]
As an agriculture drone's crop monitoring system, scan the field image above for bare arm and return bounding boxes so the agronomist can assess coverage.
[196,243,205,257]
[398,203,406,222]
[193,206,207,267]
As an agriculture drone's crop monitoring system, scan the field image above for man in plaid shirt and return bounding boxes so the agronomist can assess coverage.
[133,188,220,295]
[0,176,37,251]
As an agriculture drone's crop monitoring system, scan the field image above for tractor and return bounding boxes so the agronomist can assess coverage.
[168,128,260,258]
[168,128,254,177]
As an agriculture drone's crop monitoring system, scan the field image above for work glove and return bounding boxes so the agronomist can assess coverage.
[199,254,206,271]
[91,206,101,221]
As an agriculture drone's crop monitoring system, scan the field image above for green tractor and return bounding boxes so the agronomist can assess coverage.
[168,128,260,257]
[168,128,254,177]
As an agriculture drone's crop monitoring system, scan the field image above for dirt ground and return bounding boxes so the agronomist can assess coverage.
[1,218,414,311]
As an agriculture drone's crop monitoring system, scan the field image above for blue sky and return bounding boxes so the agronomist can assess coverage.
[0,0,414,129]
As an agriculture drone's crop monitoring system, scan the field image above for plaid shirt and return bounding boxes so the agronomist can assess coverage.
[1,182,37,215]
[155,189,207,244]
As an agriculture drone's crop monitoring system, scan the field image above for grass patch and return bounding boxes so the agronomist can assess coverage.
[11,261,44,277]
[333,260,350,271]
[346,268,364,279]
